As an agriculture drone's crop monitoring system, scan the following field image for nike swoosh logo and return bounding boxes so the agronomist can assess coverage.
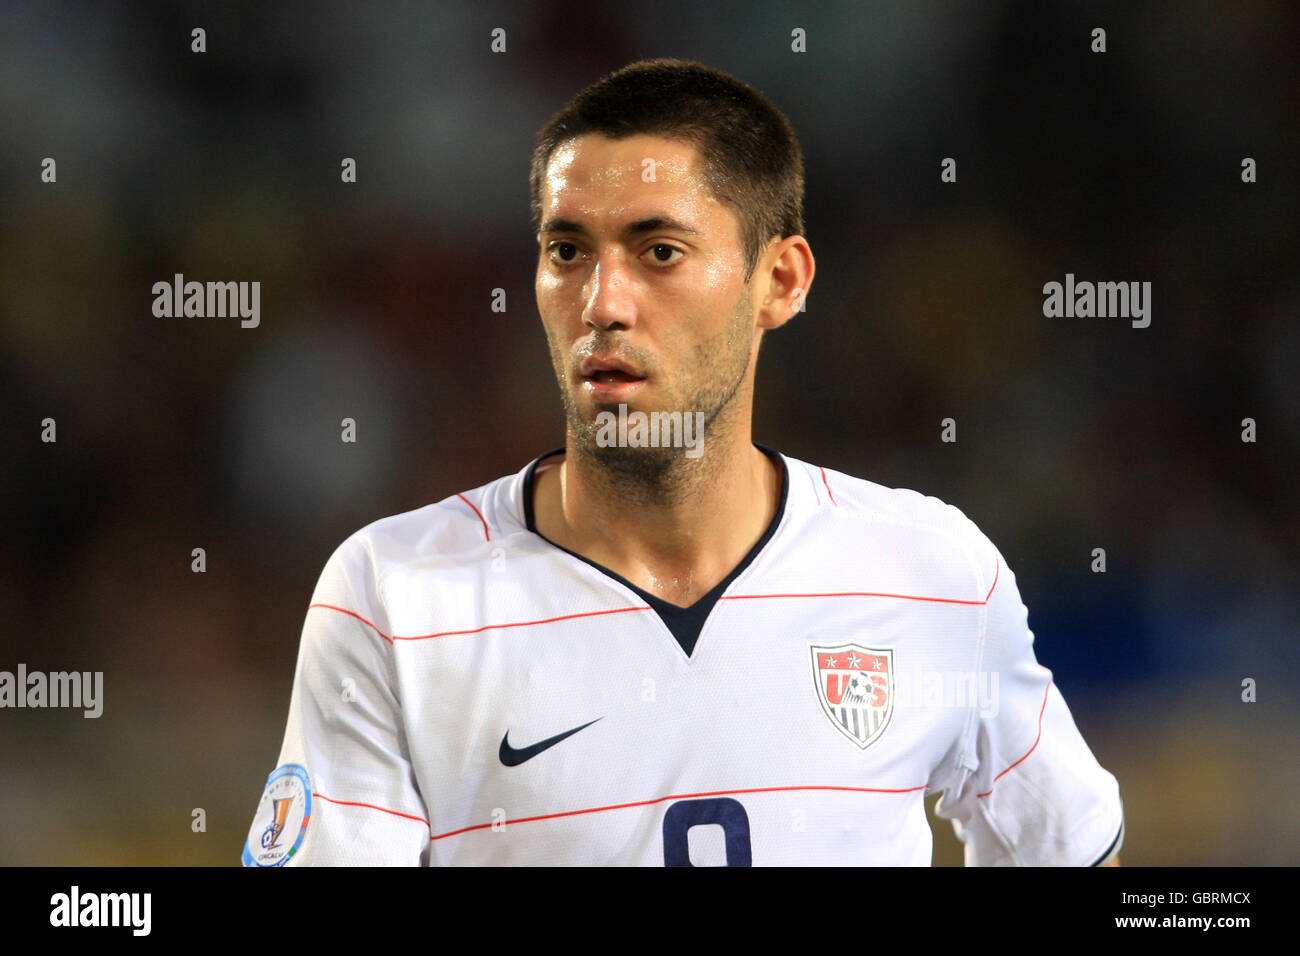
[499,718,602,766]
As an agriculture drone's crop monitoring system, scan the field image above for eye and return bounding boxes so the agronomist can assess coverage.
[646,244,683,266]
[548,241,582,264]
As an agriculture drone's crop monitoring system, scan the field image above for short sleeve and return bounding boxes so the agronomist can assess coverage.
[931,540,1124,866]
[241,537,431,866]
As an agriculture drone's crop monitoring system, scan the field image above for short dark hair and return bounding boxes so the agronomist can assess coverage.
[530,58,805,283]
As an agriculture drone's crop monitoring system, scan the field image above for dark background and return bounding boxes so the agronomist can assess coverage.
[1,1,1296,865]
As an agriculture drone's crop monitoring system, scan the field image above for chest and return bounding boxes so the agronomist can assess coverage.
[387,581,980,863]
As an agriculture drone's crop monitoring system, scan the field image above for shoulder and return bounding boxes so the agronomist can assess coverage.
[312,466,522,613]
[782,453,1003,592]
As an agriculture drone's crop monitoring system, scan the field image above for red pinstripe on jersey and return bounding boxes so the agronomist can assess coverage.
[305,678,1054,843]
[456,492,491,541]
[722,590,984,606]
[307,556,998,644]
[312,793,430,828]
[819,466,838,506]
[312,681,1055,842]
[309,681,1053,844]
[722,556,1000,606]
[391,605,654,642]
[310,708,1056,844]
[304,557,1043,840]
[307,783,931,843]
[424,782,930,842]
[305,603,654,644]
[307,604,393,643]
[977,679,1051,799]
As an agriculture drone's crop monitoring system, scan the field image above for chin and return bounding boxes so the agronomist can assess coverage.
[578,440,683,479]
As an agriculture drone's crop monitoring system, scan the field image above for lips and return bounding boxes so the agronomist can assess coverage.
[579,356,645,383]
[588,369,640,384]
[578,354,646,399]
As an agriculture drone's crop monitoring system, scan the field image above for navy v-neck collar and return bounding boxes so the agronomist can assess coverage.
[522,444,789,657]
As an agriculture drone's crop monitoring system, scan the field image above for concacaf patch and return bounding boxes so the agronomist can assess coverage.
[810,643,894,749]
[242,764,311,866]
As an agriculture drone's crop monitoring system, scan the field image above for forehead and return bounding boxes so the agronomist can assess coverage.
[539,133,729,230]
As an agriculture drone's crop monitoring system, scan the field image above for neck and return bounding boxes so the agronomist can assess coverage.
[534,427,781,607]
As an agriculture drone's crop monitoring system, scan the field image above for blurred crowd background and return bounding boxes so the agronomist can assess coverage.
[1,1,1296,865]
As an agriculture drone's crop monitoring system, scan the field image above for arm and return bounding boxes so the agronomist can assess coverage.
[242,537,431,866]
[931,538,1125,866]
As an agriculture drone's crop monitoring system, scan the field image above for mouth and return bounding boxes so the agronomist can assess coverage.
[584,369,643,385]
[578,356,647,399]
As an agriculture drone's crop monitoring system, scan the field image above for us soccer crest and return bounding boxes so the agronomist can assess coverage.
[810,644,894,749]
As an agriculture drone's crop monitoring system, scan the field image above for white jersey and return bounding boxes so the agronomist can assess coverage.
[242,447,1123,866]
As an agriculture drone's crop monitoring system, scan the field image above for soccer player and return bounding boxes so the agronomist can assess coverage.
[243,58,1123,866]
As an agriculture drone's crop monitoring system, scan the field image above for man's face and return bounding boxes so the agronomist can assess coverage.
[535,133,758,473]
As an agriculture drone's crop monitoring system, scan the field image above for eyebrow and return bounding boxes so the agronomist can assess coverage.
[537,215,700,240]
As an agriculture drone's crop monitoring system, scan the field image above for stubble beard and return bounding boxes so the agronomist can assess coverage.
[548,286,755,506]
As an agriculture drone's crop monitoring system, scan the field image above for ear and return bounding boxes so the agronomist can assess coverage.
[754,235,815,331]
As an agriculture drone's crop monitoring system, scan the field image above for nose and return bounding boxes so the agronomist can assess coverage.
[583,253,637,332]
